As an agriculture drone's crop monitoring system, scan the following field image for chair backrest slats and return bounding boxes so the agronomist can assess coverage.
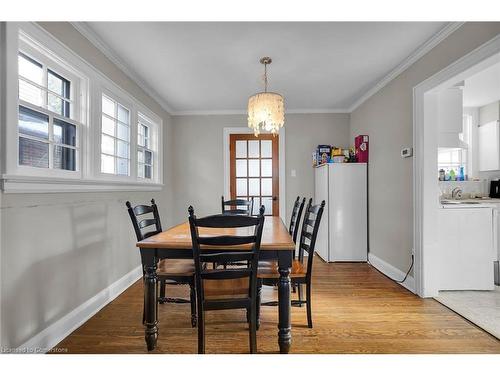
[189,205,265,304]
[201,269,251,280]
[297,199,325,279]
[289,196,306,243]
[198,235,257,246]
[126,199,162,241]
[221,196,254,216]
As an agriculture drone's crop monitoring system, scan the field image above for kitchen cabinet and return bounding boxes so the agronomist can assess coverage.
[478,120,500,171]
[479,101,500,125]
[438,207,495,290]
[437,87,467,148]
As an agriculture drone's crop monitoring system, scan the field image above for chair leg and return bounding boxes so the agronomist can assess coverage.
[297,282,303,307]
[249,302,257,354]
[306,281,313,328]
[197,308,205,354]
[189,281,197,328]
[256,281,262,330]
[159,280,166,304]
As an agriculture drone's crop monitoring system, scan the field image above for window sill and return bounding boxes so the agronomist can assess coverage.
[1,174,164,194]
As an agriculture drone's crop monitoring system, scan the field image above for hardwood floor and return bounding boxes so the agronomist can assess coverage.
[55,260,500,354]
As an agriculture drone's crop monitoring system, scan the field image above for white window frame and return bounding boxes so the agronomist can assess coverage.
[137,111,159,181]
[1,22,164,193]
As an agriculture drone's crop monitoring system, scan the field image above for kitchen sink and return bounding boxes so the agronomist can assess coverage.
[441,200,482,205]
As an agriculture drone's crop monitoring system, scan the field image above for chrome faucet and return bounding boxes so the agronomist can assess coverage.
[451,187,463,199]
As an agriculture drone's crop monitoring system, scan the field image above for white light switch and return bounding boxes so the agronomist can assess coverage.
[291,169,297,177]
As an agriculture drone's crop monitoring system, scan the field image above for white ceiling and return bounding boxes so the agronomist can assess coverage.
[463,61,500,107]
[83,22,448,113]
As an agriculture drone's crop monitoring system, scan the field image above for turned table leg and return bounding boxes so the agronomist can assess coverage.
[277,251,292,354]
[142,251,158,351]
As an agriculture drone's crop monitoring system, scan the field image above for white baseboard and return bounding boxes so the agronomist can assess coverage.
[17,265,142,353]
[368,253,415,293]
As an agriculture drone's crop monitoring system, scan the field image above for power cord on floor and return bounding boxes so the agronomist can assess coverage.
[367,254,414,284]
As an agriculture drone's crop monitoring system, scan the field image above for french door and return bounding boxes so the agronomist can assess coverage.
[229,134,279,216]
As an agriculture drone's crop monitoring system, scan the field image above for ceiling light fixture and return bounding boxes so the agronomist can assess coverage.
[247,57,285,136]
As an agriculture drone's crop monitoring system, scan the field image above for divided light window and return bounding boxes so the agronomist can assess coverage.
[17,52,77,171]
[137,113,154,179]
[100,94,130,176]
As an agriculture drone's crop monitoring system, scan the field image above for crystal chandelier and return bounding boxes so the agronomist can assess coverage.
[247,57,284,136]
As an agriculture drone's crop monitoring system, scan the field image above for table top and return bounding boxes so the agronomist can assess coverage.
[137,216,295,251]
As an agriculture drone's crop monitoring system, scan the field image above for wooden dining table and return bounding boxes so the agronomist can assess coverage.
[136,216,295,353]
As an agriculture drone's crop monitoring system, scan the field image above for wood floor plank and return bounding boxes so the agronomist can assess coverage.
[54,260,500,354]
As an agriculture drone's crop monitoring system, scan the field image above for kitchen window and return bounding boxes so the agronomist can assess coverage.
[17,50,79,172]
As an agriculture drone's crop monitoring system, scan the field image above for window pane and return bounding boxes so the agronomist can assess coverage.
[117,123,129,141]
[252,197,261,215]
[117,140,129,158]
[101,135,115,155]
[54,119,76,146]
[54,146,76,171]
[261,159,272,177]
[117,158,129,175]
[144,165,152,179]
[138,134,145,147]
[261,178,272,196]
[47,70,70,99]
[19,137,48,168]
[138,163,145,178]
[144,150,152,165]
[138,149,144,163]
[261,197,273,216]
[248,140,259,158]
[19,106,48,139]
[236,159,247,177]
[261,140,272,158]
[248,159,260,177]
[236,140,247,158]
[118,105,129,124]
[19,79,43,106]
[102,96,115,117]
[102,115,115,136]
[249,178,259,196]
[236,178,247,196]
[18,53,43,85]
[101,154,114,174]
[48,93,64,116]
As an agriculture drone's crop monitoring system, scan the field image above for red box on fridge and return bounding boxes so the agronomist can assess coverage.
[355,135,369,163]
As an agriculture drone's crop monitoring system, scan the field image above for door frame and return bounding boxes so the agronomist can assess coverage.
[223,127,286,222]
[413,34,500,297]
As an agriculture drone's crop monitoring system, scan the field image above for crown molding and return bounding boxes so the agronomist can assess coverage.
[70,21,463,117]
[171,108,350,116]
[70,22,174,114]
[347,22,465,113]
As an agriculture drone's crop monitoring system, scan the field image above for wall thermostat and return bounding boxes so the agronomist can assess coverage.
[401,147,413,158]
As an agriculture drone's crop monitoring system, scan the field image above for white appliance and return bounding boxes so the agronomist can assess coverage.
[314,163,368,262]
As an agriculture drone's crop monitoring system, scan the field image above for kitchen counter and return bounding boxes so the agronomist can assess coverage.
[440,198,500,209]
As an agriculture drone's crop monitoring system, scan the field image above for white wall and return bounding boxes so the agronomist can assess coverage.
[350,22,500,273]
[0,22,173,349]
[170,113,350,224]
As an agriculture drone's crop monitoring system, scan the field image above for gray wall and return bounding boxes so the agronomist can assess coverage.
[350,22,500,272]
[0,23,173,348]
[170,113,350,224]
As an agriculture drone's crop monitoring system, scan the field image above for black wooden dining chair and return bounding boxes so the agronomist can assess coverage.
[221,196,254,216]
[289,196,306,245]
[188,205,265,354]
[257,199,325,328]
[126,199,197,327]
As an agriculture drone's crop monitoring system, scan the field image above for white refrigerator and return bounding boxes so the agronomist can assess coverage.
[314,163,367,262]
